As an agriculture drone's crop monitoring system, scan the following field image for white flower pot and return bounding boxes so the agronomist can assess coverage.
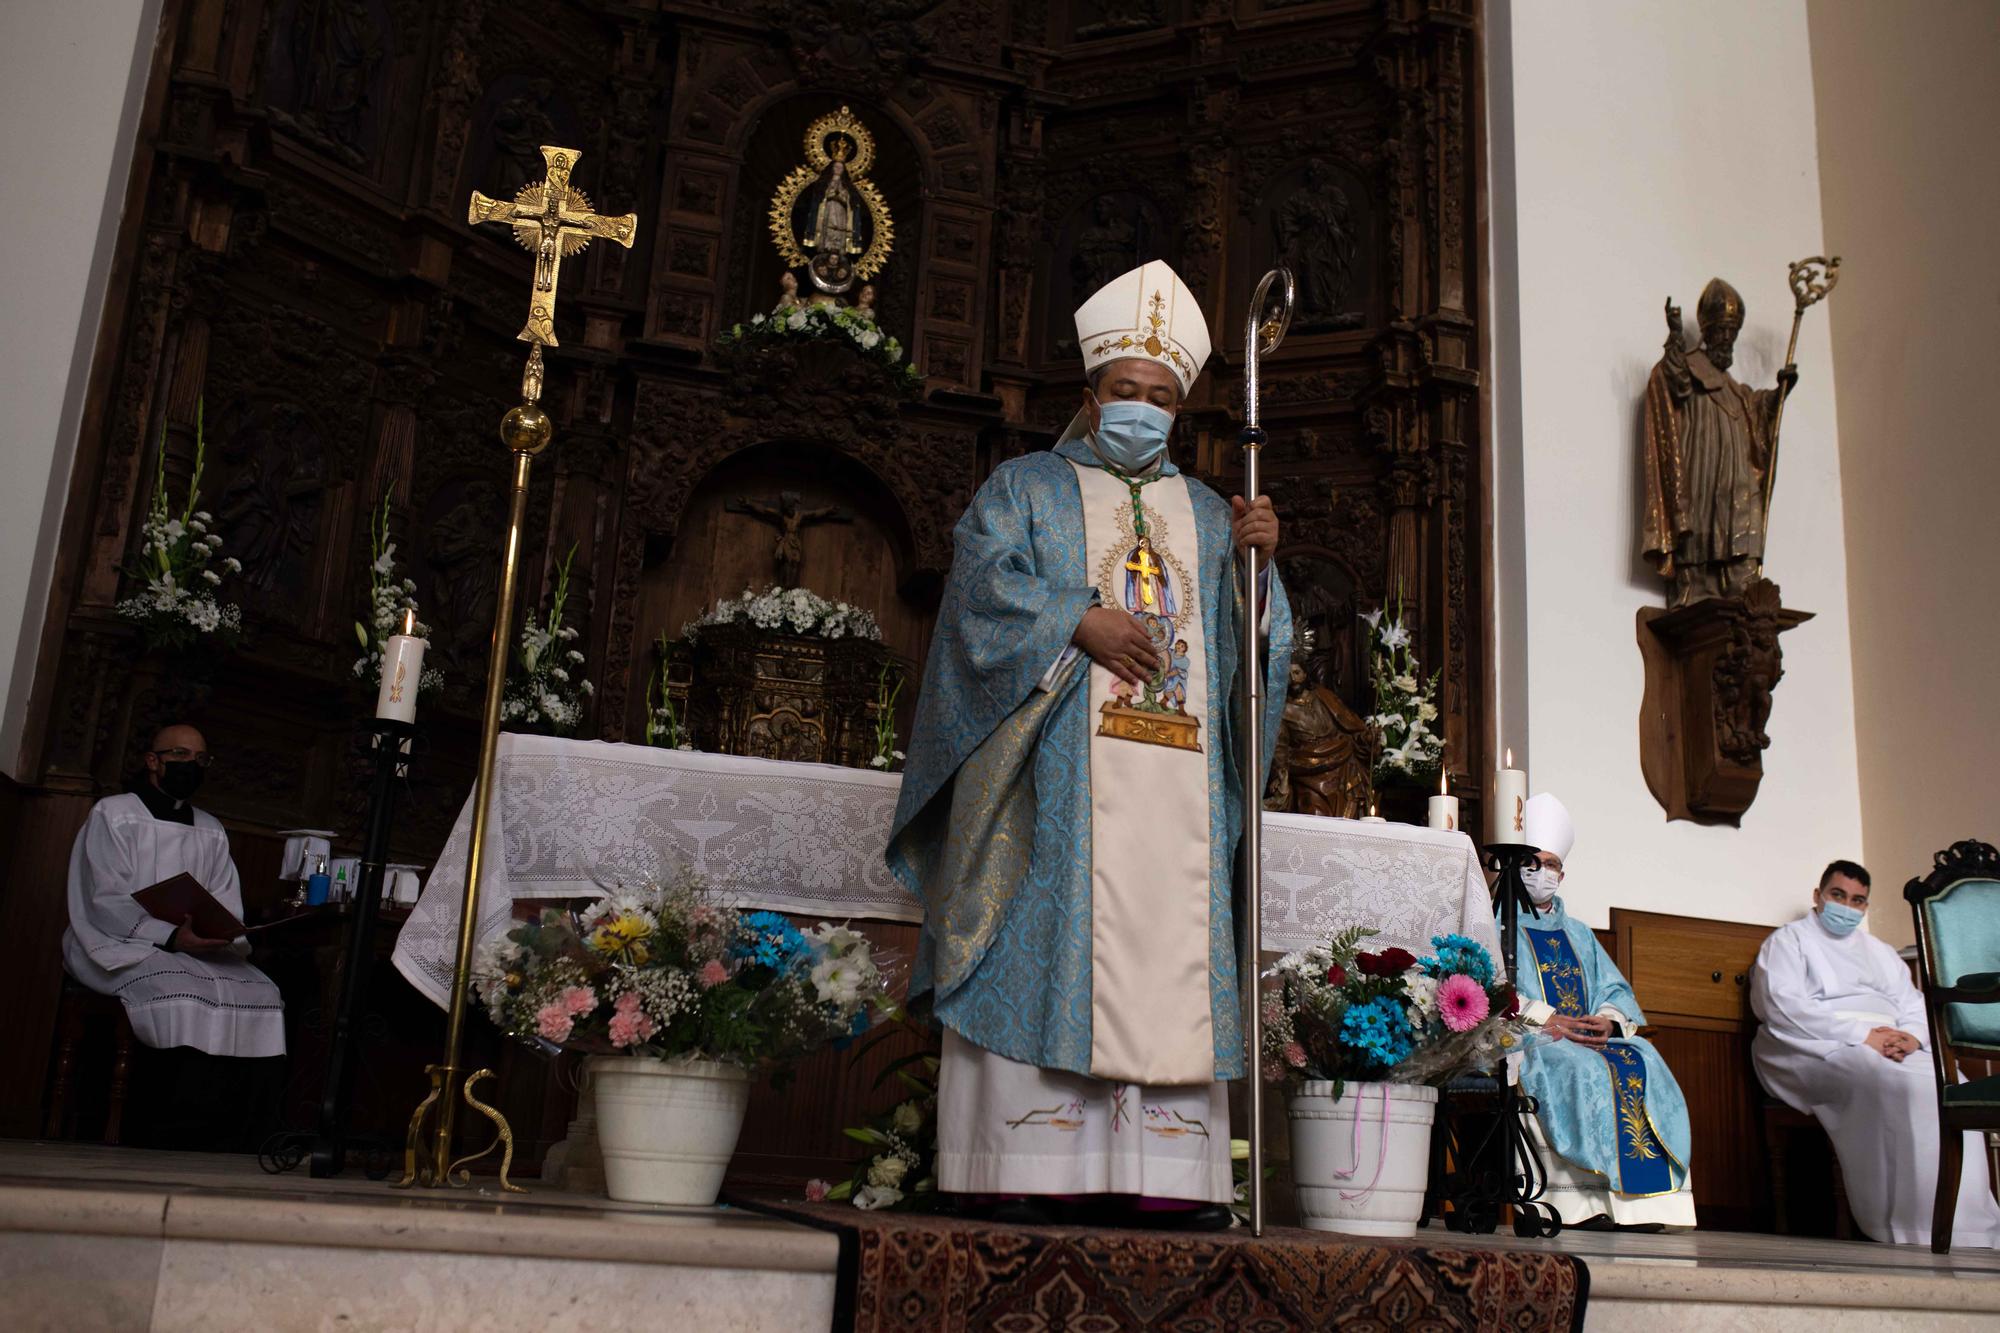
[586,1055,752,1206]
[1288,1080,1438,1238]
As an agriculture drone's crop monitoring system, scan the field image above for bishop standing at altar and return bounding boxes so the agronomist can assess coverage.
[1511,794,1696,1228]
[888,260,1292,1229]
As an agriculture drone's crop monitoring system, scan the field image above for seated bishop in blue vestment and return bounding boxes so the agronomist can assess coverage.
[1510,793,1697,1228]
[886,260,1292,1229]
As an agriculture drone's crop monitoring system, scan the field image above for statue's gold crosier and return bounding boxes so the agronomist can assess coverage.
[468,144,637,348]
[767,107,894,295]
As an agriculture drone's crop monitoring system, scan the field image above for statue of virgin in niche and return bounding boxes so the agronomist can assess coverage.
[806,137,865,259]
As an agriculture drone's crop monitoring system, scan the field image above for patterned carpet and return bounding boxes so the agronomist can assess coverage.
[734,1196,1589,1332]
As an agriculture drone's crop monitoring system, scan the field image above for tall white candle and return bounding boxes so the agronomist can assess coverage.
[375,609,425,723]
[1492,748,1527,844]
[1427,769,1460,832]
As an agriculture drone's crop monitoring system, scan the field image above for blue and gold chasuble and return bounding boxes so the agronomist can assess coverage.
[1515,899,1691,1196]
[887,439,1292,1082]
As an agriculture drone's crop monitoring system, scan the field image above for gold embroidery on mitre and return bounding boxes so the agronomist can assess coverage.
[1088,291,1192,375]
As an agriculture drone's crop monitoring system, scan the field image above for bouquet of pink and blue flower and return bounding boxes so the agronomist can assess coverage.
[473,870,894,1080]
[1260,927,1526,1098]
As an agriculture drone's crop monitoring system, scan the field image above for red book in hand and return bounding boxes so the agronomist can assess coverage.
[134,873,247,942]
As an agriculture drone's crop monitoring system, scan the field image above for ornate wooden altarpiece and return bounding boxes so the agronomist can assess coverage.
[0,0,1491,1175]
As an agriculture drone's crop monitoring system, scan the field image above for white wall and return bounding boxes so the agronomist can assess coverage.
[1486,0,1862,929]
[1808,0,2000,949]
[0,0,164,780]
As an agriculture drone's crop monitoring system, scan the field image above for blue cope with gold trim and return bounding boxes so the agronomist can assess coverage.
[1514,901,1691,1197]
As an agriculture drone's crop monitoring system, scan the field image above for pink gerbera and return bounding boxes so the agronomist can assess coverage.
[1437,974,1490,1032]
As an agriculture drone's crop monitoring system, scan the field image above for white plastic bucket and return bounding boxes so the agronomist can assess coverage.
[1288,1080,1438,1237]
[587,1055,752,1205]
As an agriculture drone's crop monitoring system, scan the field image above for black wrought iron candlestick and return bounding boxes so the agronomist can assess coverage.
[262,717,417,1179]
[313,718,417,1176]
[1439,842,1562,1238]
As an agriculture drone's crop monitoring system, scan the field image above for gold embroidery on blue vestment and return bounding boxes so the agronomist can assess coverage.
[1525,927,1588,1018]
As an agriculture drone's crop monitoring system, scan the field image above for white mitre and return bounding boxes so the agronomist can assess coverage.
[1522,793,1575,863]
[1055,259,1212,448]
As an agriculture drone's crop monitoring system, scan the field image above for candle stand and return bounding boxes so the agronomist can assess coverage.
[261,717,418,1178]
[1436,842,1563,1238]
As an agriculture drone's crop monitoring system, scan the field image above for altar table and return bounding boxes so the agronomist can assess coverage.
[391,735,1499,1007]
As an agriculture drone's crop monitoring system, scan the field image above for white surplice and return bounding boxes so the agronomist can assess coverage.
[938,461,1231,1198]
[62,794,286,1058]
[1751,911,2000,1247]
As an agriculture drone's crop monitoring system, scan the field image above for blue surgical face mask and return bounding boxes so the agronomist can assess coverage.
[1819,900,1865,937]
[1091,400,1175,475]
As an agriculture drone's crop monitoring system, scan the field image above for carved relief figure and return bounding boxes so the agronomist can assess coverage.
[1642,279,1799,608]
[213,404,325,610]
[1070,197,1142,309]
[488,79,564,198]
[425,479,505,675]
[1273,159,1361,332]
[1075,0,1165,41]
[282,0,387,160]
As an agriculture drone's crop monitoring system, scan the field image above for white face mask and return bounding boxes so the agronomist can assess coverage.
[1524,867,1561,906]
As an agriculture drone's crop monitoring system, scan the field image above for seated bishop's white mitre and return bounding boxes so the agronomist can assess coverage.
[1056,259,1212,448]
[1522,793,1576,863]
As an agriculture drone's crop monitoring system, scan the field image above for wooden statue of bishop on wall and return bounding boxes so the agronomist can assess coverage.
[1641,278,1798,609]
[1635,264,1838,826]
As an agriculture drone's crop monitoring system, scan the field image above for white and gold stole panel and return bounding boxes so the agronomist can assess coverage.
[1069,461,1214,1086]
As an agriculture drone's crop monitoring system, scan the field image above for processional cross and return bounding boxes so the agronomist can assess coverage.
[400,145,636,1195]
[468,145,638,352]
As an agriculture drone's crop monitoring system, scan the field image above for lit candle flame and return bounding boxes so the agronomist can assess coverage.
[1439,769,1449,796]
[1505,747,1513,769]
[403,608,416,637]
[1369,801,1378,818]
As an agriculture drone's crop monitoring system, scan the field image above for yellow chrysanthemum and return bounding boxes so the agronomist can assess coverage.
[590,914,654,965]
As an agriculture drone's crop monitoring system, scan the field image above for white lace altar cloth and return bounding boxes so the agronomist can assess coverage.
[391,734,1500,1008]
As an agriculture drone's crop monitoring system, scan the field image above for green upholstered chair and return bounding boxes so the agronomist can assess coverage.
[1904,839,2000,1254]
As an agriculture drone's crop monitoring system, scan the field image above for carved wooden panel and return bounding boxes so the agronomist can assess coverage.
[4,0,1492,1155]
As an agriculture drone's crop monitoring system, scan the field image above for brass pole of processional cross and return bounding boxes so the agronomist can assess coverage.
[396,146,637,1193]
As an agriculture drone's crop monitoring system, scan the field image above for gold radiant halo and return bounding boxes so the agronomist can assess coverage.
[802,105,876,177]
[766,107,895,284]
[504,182,599,257]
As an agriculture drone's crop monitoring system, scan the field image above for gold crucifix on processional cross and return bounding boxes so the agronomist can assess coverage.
[467,145,638,355]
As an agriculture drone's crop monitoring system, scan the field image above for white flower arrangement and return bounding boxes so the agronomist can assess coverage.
[116,402,244,652]
[1363,599,1444,785]
[351,495,444,695]
[717,297,923,389]
[683,585,883,644]
[501,544,594,735]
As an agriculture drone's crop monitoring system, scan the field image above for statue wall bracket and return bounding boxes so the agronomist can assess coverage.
[1637,577,1812,826]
